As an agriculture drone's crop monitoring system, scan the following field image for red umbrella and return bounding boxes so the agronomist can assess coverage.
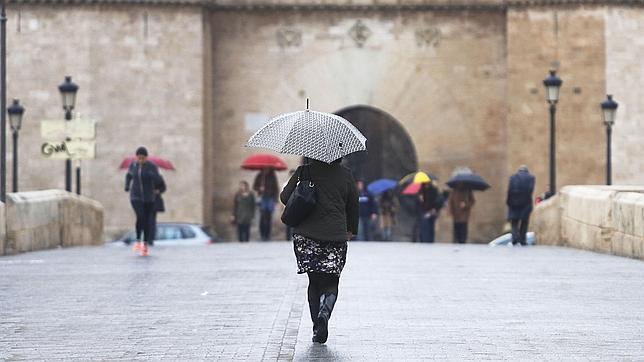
[119,156,175,170]
[241,153,288,171]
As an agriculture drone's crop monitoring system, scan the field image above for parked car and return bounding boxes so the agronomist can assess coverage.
[116,223,216,246]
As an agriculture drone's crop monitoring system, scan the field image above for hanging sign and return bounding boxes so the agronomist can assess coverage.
[41,140,96,160]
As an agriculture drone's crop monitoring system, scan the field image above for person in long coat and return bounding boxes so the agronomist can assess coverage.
[448,184,475,243]
[280,158,359,344]
[253,168,279,241]
[379,190,398,241]
[125,146,164,256]
[506,165,535,245]
[232,181,256,242]
[150,173,167,245]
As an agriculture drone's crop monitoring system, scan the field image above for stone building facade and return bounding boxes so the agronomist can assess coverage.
[5,0,644,241]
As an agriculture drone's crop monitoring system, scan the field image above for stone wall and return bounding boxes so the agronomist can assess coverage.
[532,186,644,260]
[6,4,206,239]
[2,190,104,255]
[604,7,644,185]
[506,6,607,194]
[207,9,508,241]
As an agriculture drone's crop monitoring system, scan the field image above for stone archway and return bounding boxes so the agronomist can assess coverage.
[335,105,418,183]
[336,105,418,241]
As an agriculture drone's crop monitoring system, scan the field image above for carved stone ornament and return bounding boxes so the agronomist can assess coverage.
[348,20,372,48]
[415,28,441,48]
[276,28,302,48]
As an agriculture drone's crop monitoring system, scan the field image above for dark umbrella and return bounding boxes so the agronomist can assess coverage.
[447,172,490,191]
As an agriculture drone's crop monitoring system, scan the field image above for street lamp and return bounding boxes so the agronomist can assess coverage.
[58,76,79,193]
[543,70,563,196]
[7,99,24,193]
[600,94,618,185]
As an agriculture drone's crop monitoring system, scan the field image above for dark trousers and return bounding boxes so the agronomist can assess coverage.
[511,217,530,245]
[259,209,273,241]
[453,222,468,244]
[420,216,436,243]
[307,273,339,324]
[131,200,155,245]
[237,223,250,242]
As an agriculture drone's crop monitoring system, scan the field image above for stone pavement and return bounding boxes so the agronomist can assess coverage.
[1,242,643,361]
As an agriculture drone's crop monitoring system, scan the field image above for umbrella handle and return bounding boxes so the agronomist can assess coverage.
[306,98,310,111]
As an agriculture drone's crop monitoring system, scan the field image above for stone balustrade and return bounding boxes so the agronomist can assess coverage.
[0,190,104,256]
[532,185,644,260]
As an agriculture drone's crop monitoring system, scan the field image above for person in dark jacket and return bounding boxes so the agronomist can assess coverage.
[448,184,475,244]
[356,180,378,241]
[280,158,358,344]
[506,165,535,245]
[125,147,164,256]
[419,182,441,243]
[378,190,398,241]
[253,168,279,241]
[232,181,256,242]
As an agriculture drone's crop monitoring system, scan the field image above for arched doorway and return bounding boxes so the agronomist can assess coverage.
[335,105,418,241]
[335,105,417,182]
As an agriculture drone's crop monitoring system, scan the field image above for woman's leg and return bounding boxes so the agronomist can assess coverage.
[131,200,144,240]
[142,202,156,245]
[308,272,339,343]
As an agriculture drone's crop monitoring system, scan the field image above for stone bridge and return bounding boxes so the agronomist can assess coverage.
[1,242,642,360]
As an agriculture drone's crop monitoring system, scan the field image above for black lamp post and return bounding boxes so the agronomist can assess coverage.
[7,99,24,193]
[0,0,7,202]
[543,70,563,196]
[58,76,78,193]
[600,94,618,185]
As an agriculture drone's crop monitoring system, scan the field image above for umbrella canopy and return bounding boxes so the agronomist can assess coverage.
[241,153,287,171]
[446,171,490,191]
[399,171,433,195]
[119,156,175,170]
[367,179,397,195]
[246,109,367,163]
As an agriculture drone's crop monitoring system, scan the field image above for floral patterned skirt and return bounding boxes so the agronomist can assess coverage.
[293,234,348,276]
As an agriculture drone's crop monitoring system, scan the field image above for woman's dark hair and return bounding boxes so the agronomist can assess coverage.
[136,147,148,156]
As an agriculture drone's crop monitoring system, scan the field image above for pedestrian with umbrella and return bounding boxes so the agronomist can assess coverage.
[247,100,364,344]
[367,178,397,241]
[242,154,287,241]
[446,167,489,244]
[124,147,166,256]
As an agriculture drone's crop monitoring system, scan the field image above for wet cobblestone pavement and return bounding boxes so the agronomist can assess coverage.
[1,242,643,360]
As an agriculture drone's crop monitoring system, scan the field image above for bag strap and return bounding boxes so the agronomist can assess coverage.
[298,164,312,181]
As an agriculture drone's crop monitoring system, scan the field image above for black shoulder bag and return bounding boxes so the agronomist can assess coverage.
[281,165,317,227]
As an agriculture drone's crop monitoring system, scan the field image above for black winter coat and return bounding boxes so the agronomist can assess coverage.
[506,170,535,220]
[280,160,359,242]
[125,161,163,203]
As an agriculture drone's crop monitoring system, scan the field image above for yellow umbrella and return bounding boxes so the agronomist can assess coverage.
[399,171,432,185]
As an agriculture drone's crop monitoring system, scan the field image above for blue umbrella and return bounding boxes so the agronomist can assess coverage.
[367,179,398,195]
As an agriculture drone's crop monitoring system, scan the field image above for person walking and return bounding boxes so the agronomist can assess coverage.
[506,165,535,245]
[232,180,256,242]
[253,168,279,241]
[283,169,296,241]
[419,182,441,243]
[448,183,475,244]
[125,147,164,256]
[356,180,378,241]
[379,190,397,241]
[280,158,359,344]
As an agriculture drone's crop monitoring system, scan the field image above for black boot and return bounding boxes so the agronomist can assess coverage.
[313,293,337,344]
[309,301,320,337]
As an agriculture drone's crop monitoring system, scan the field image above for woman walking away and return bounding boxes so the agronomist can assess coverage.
[232,181,256,242]
[379,190,397,241]
[125,147,163,256]
[280,158,359,344]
